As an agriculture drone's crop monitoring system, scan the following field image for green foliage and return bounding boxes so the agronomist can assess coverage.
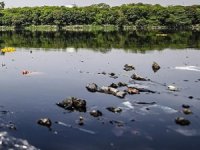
[0,3,200,29]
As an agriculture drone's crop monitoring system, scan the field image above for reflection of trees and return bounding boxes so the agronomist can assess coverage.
[0,31,200,52]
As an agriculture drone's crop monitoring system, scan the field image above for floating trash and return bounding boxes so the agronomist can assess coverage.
[168,85,178,91]
[37,118,52,128]
[122,101,134,109]
[1,47,16,53]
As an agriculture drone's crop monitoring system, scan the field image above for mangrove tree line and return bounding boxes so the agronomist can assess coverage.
[0,3,200,29]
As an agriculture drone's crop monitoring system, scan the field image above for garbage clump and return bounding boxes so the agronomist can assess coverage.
[57,97,87,112]
[99,86,126,98]
[37,118,52,128]
[175,117,191,126]
[182,109,192,115]
[131,73,148,81]
[126,87,140,94]
[90,110,103,117]
[123,64,135,71]
[86,83,127,98]
[152,62,160,72]
[127,84,155,93]
[86,83,98,92]
[106,107,122,113]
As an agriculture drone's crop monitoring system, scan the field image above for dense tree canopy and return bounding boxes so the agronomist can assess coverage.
[0,3,200,29]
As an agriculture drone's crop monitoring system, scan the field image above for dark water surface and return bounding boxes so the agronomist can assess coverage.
[0,31,200,150]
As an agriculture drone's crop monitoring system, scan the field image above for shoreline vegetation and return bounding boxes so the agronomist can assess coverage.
[0,3,200,31]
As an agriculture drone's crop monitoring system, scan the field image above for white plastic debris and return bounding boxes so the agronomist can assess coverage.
[122,101,134,109]
[168,85,178,91]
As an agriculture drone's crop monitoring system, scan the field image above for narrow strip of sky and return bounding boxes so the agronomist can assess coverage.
[3,0,200,8]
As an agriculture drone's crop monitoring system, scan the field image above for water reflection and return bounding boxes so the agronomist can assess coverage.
[0,31,200,52]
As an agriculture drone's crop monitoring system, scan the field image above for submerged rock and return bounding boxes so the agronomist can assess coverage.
[57,97,87,112]
[107,107,122,113]
[123,64,135,71]
[90,110,103,117]
[131,73,147,81]
[152,62,160,72]
[182,104,190,109]
[86,83,98,92]
[37,118,52,128]
[175,117,191,126]
[109,120,124,127]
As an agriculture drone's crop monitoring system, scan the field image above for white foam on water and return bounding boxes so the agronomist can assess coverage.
[168,127,200,137]
[0,132,39,150]
[175,66,200,72]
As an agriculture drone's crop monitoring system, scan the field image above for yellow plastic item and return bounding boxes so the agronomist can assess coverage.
[1,47,16,53]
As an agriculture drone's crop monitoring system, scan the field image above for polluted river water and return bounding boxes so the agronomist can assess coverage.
[0,31,200,150]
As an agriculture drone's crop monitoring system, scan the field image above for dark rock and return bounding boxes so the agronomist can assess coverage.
[90,110,103,117]
[131,73,147,81]
[175,117,190,126]
[182,104,190,109]
[57,97,86,112]
[107,107,122,113]
[188,96,193,99]
[118,82,127,87]
[86,83,98,92]
[109,83,118,88]
[37,118,52,128]
[109,73,118,79]
[127,87,140,94]
[98,71,106,75]
[109,73,115,76]
[152,62,160,72]
[123,64,135,71]
[183,109,192,115]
